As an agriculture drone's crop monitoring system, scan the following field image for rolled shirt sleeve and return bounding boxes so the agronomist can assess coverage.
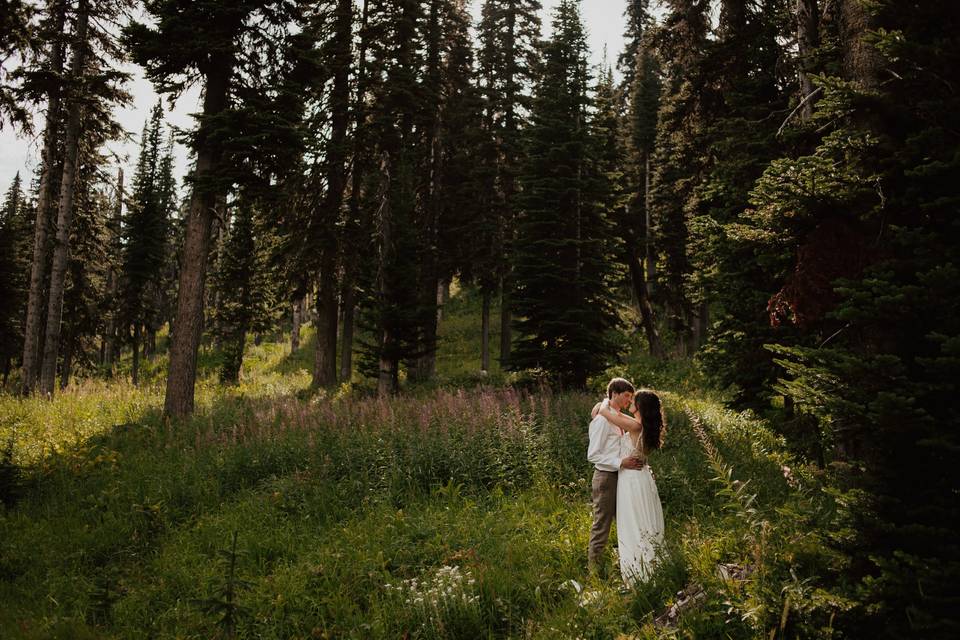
[587,414,622,472]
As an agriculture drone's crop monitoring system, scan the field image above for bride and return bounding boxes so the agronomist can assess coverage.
[594,390,666,584]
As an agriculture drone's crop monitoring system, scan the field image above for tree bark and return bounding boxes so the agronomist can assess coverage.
[312,256,338,388]
[627,243,664,358]
[796,0,820,122]
[59,328,73,390]
[163,58,231,419]
[38,0,90,397]
[481,288,491,372]
[103,167,123,370]
[841,0,880,91]
[131,323,140,386]
[499,278,511,364]
[290,297,302,352]
[20,0,67,395]
[312,0,351,389]
[338,284,355,381]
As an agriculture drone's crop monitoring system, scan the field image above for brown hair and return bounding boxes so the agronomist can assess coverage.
[635,390,665,451]
[607,377,635,398]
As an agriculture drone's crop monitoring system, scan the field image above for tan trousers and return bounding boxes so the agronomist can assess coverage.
[588,469,618,570]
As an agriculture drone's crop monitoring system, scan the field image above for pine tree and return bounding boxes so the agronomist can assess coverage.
[510,0,619,389]
[0,0,34,130]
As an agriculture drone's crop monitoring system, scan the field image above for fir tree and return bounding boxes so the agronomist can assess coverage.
[511,0,619,389]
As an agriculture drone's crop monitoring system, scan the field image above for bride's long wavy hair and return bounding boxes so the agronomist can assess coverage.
[635,390,666,451]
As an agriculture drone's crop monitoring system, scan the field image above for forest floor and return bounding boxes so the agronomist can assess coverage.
[0,288,844,639]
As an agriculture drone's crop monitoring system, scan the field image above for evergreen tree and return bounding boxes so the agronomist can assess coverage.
[753,1,960,635]
[476,0,542,365]
[0,0,34,130]
[127,0,303,417]
[120,103,171,385]
[510,0,619,389]
[213,201,279,384]
[648,0,710,354]
[0,173,30,383]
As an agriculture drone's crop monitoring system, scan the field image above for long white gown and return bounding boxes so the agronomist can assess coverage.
[617,430,665,584]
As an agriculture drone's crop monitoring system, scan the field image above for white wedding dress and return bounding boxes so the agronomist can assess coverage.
[617,430,664,584]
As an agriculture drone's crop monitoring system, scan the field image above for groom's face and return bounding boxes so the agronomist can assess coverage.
[611,391,634,411]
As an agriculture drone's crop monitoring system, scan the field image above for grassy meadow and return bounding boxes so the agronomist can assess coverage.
[0,290,849,639]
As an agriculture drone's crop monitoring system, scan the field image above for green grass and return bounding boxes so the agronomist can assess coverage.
[0,287,847,639]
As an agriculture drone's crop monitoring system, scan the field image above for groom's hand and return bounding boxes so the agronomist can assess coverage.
[621,456,646,470]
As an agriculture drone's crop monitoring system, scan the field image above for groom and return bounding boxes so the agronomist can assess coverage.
[586,377,645,573]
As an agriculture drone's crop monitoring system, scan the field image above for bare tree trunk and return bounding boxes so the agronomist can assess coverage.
[290,297,302,352]
[163,59,231,419]
[38,0,90,397]
[312,0,351,389]
[376,153,398,396]
[131,323,140,387]
[627,244,664,358]
[312,257,338,388]
[841,0,881,91]
[797,0,820,122]
[339,286,355,381]
[103,167,123,370]
[499,279,511,365]
[644,155,656,291]
[20,0,67,395]
[59,329,73,390]
[481,288,491,373]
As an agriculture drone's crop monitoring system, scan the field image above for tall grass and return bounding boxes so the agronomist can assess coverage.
[0,289,844,639]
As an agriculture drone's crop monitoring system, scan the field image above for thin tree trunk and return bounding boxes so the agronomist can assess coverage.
[312,0,351,389]
[163,59,232,419]
[291,297,302,352]
[103,167,123,370]
[499,278,511,364]
[797,0,820,122]
[59,330,73,390]
[38,0,90,397]
[644,155,655,291]
[131,323,140,386]
[339,0,369,385]
[377,153,397,396]
[481,288,491,373]
[627,244,664,358]
[20,0,67,395]
[339,285,355,381]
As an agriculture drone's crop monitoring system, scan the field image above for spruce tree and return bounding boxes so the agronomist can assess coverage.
[120,104,171,385]
[476,0,542,365]
[648,0,710,354]
[0,173,30,383]
[510,0,619,389]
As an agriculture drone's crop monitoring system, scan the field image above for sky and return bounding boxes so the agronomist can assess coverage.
[0,0,628,195]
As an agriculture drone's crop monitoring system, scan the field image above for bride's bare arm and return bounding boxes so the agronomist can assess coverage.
[599,406,642,432]
[591,401,603,418]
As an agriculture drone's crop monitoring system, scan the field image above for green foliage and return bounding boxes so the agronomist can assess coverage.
[511,1,620,389]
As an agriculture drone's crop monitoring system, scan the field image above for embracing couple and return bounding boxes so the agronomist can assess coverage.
[587,377,666,584]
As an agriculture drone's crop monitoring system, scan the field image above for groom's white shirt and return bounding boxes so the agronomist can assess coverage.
[588,405,624,472]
